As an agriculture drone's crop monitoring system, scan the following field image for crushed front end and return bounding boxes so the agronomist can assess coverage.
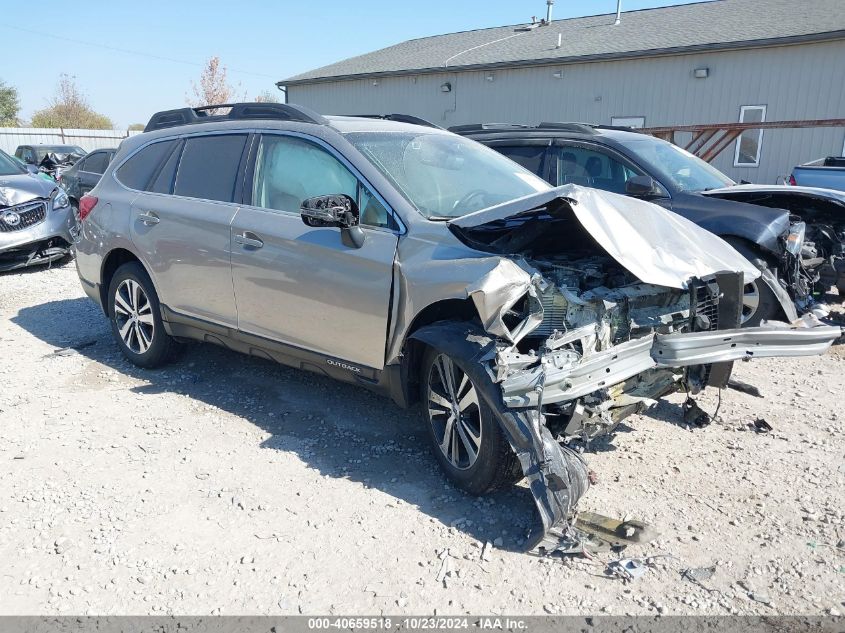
[431,186,842,554]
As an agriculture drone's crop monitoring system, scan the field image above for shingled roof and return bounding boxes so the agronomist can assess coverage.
[281,0,845,85]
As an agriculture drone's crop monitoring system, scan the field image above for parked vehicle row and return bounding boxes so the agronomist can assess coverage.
[72,103,842,553]
[452,123,845,326]
[0,148,78,271]
[14,143,87,181]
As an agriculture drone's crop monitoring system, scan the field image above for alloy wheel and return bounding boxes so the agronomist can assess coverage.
[427,354,482,470]
[113,279,155,354]
[741,280,760,324]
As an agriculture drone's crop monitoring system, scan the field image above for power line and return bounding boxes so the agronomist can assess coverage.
[0,24,278,80]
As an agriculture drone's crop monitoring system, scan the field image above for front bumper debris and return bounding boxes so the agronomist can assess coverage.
[499,321,842,408]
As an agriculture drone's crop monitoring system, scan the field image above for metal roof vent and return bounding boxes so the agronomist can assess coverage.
[614,0,623,25]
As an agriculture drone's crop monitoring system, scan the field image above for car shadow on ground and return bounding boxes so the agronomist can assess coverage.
[15,297,554,551]
[12,296,734,550]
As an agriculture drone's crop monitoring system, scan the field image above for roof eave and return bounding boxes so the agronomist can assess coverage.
[277,29,845,87]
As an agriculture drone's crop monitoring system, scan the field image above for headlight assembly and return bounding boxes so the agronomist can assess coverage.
[53,190,70,210]
[785,221,805,256]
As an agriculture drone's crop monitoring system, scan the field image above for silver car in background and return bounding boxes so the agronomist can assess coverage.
[74,103,842,553]
[0,149,77,271]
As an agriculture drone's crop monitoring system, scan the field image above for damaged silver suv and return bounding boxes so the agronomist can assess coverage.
[75,104,842,553]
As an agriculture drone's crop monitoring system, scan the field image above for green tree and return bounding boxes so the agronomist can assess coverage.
[31,74,113,129]
[0,79,20,126]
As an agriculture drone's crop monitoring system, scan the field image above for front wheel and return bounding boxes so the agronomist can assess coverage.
[420,347,520,495]
[725,239,782,327]
[107,262,175,368]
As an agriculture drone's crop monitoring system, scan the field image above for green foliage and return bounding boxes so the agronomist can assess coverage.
[30,74,113,130]
[0,79,20,126]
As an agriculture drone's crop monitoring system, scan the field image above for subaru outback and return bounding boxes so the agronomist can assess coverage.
[74,103,842,553]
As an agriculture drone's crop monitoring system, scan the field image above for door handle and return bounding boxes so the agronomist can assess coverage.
[234,231,264,249]
[138,211,160,225]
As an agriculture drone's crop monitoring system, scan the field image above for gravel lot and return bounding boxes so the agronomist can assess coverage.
[0,260,843,616]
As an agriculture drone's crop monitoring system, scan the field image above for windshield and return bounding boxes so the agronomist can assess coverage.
[345,131,550,218]
[0,149,26,176]
[615,135,734,192]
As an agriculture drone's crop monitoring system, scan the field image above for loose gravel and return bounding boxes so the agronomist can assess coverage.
[0,260,843,616]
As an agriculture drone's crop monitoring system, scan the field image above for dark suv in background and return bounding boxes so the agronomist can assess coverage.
[59,148,116,210]
[455,123,845,326]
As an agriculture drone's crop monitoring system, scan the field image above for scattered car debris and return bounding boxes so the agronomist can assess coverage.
[607,558,648,581]
[682,397,712,427]
[727,378,764,398]
[50,338,97,357]
[752,418,773,433]
[681,566,717,592]
[573,511,658,551]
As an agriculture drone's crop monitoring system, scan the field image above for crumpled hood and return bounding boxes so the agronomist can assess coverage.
[0,173,56,207]
[449,184,760,289]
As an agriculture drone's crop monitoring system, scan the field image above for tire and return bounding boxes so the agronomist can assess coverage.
[724,238,781,327]
[420,346,520,495]
[107,262,175,368]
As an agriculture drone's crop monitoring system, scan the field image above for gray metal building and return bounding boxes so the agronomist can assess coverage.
[280,0,845,184]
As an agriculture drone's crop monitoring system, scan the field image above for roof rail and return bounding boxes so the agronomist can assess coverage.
[144,102,328,132]
[448,123,532,134]
[350,114,442,129]
[536,122,598,134]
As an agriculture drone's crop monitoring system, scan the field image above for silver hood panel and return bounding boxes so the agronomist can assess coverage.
[0,173,56,207]
[449,184,761,289]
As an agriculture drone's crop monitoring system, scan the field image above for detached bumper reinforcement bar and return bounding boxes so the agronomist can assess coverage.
[502,324,842,408]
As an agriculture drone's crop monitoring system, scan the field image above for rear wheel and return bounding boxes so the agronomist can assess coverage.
[421,347,520,495]
[107,262,175,368]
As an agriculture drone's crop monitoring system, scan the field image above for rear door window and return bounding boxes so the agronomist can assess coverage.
[82,152,108,175]
[553,143,643,194]
[117,140,179,190]
[173,134,248,203]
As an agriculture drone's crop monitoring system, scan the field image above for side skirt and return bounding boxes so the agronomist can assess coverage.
[159,305,406,405]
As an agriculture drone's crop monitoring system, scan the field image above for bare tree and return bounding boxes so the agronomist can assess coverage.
[254,90,280,103]
[31,74,113,129]
[187,57,242,112]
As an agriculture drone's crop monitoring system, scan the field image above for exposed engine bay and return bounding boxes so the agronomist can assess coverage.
[410,186,842,555]
[704,187,845,301]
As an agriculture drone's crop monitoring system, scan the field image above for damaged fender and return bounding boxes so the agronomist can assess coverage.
[410,321,589,555]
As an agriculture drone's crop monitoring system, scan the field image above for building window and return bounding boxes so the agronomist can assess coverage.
[734,105,766,167]
[611,116,645,129]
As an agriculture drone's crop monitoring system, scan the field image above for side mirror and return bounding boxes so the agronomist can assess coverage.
[625,175,658,198]
[300,193,366,248]
[25,164,39,175]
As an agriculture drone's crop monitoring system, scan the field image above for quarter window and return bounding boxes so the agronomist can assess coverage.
[117,140,179,191]
[173,134,248,203]
[251,135,392,228]
[734,105,766,167]
[494,145,547,176]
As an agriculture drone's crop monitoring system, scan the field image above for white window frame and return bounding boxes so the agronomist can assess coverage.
[611,116,646,129]
[733,105,767,168]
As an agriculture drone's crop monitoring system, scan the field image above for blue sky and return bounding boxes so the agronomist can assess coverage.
[1,0,701,127]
